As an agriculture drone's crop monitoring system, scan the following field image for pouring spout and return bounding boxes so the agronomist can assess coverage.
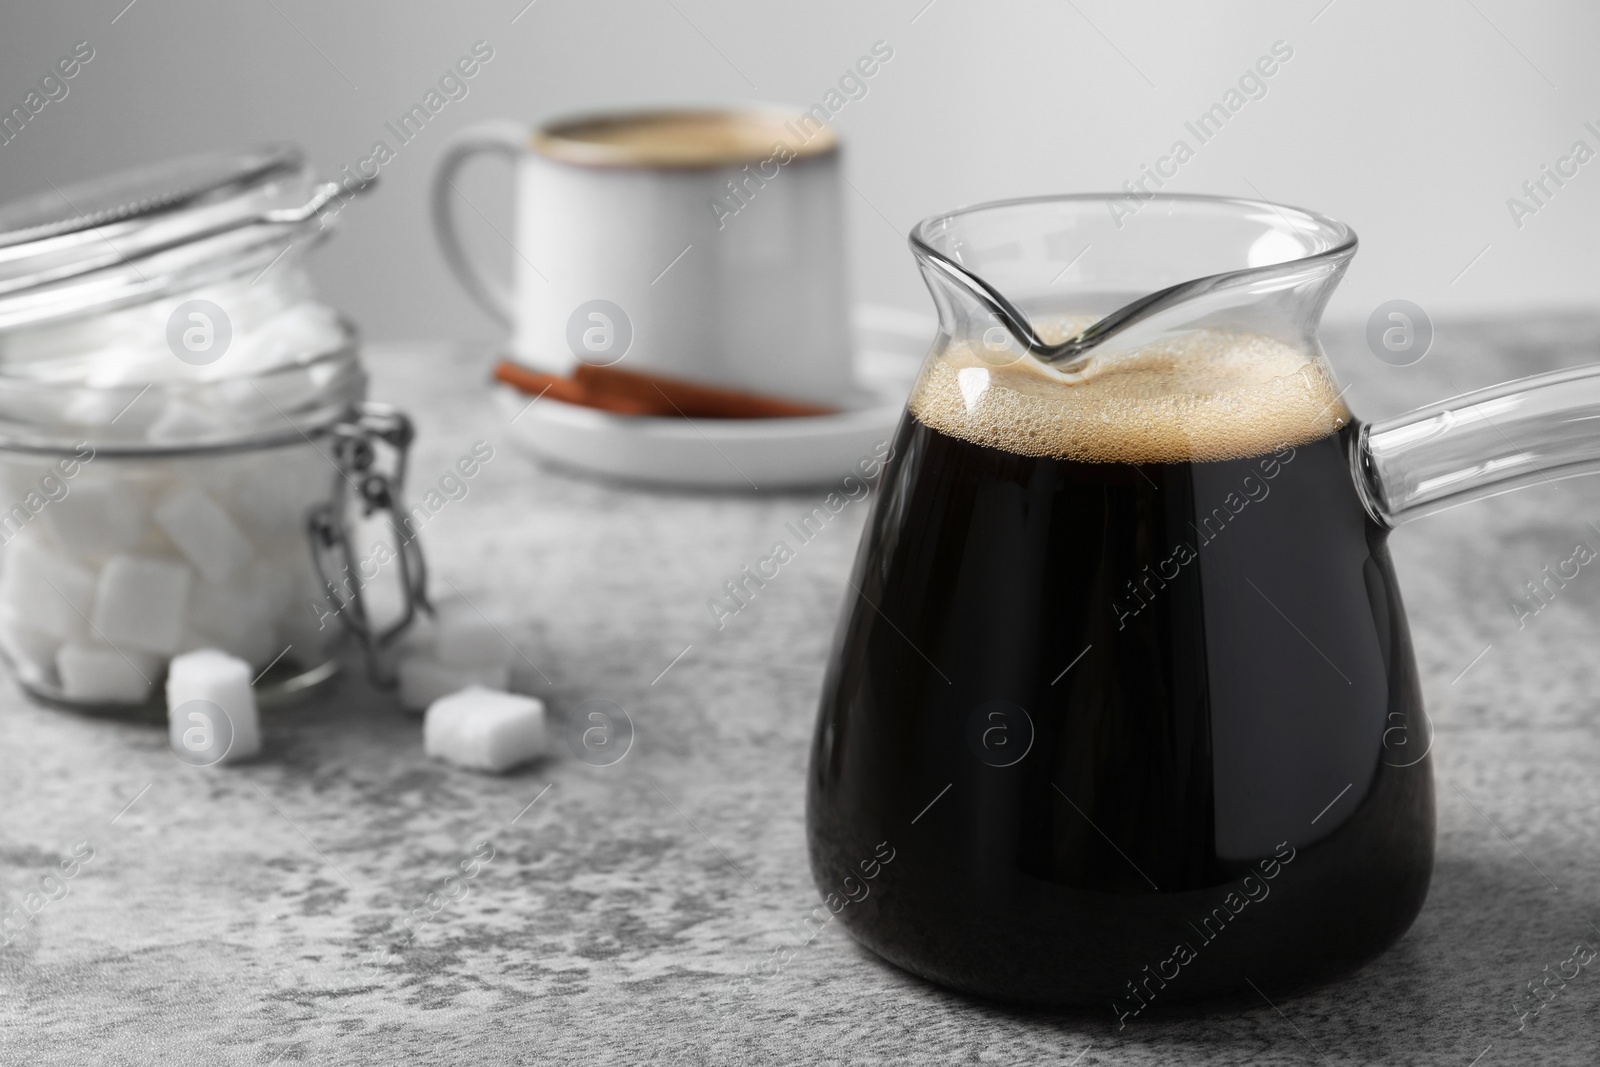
[910,193,1357,374]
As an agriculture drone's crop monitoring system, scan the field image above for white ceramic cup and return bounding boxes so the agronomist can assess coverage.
[431,107,855,405]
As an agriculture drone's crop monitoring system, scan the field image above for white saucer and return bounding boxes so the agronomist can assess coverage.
[495,305,931,490]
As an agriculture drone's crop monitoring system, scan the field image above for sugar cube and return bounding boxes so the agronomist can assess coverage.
[166,649,261,764]
[154,486,255,582]
[398,656,511,712]
[0,536,96,639]
[57,642,158,704]
[40,479,150,560]
[91,555,191,654]
[423,686,547,773]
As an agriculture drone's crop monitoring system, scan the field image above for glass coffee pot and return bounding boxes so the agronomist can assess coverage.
[807,193,1598,1009]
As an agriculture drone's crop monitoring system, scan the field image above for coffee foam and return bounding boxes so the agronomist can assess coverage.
[534,110,837,168]
[908,327,1351,464]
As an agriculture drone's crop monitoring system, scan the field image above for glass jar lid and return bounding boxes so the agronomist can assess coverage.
[0,146,372,454]
[0,145,367,332]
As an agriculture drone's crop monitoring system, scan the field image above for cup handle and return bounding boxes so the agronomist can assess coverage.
[430,120,530,326]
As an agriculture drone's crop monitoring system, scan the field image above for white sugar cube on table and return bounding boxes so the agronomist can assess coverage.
[424,686,547,773]
[0,537,96,639]
[92,555,191,654]
[154,486,255,582]
[399,656,511,712]
[166,648,261,763]
[57,642,158,704]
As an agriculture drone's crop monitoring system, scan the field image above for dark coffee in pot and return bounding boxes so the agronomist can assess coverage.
[807,328,1434,1008]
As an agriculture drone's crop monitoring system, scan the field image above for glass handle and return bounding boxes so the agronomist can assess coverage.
[307,402,430,687]
[1356,363,1600,526]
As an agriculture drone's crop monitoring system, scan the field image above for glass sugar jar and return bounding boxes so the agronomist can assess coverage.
[0,146,425,712]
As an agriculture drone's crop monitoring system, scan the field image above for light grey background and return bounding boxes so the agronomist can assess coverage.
[2,0,1597,347]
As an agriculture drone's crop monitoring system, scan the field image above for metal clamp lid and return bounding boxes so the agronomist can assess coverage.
[307,402,429,687]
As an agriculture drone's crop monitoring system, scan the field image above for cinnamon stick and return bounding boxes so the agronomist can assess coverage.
[572,363,836,419]
[495,360,839,419]
[493,362,670,416]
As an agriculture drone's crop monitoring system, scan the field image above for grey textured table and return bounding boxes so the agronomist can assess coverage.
[3,322,1599,1066]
